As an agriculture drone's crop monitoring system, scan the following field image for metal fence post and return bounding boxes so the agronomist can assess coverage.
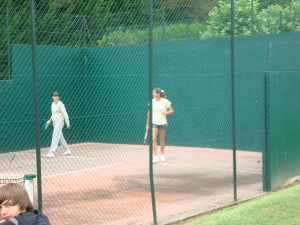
[6,7,11,80]
[251,0,254,35]
[149,0,157,224]
[29,0,43,212]
[162,7,166,40]
[231,0,238,202]
[185,19,190,40]
[280,10,283,32]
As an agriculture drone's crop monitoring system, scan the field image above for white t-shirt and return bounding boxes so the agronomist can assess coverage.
[51,101,70,126]
[152,98,172,125]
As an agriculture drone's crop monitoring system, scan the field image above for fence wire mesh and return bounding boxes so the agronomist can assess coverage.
[0,0,299,224]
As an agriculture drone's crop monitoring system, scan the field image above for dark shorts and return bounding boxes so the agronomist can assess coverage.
[153,124,168,131]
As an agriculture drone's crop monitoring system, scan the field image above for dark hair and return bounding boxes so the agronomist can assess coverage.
[153,88,166,98]
[52,91,60,97]
[0,183,34,212]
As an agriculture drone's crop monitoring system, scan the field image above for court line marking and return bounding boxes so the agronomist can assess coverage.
[42,162,124,179]
[65,154,146,160]
[8,153,262,176]
[215,168,262,175]
[10,152,106,160]
[11,152,146,161]
[161,163,182,167]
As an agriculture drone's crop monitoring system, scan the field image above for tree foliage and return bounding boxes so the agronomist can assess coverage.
[203,0,300,37]
[256,2,300,33]
[257,0,294,11]
[160,0,218,22]
[0,0,299,79]
[204,0,255,37]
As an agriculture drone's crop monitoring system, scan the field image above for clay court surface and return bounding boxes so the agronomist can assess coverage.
[1,143,262,225]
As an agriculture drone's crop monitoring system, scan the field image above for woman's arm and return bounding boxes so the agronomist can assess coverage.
[163,104,174,115]
[59,103,70,128]
[49,104,52,121]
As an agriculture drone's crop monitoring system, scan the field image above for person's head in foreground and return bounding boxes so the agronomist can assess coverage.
[0,183,51,225]
[0,183,33,221]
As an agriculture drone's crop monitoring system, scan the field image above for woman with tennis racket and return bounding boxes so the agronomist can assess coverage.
[46,91,71,158]
[146,88,174,164]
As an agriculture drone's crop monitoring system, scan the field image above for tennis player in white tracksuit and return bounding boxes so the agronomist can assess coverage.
[46,92,71,158]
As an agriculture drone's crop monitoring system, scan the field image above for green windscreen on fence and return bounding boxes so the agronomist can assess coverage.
[265,71,300,191]
[0,45,84,152]
[1,33,300,152]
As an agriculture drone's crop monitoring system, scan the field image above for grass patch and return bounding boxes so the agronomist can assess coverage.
[184,183,300,225]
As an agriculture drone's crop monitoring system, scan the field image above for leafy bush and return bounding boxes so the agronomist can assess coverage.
[255,5,285,34]
[104,22,207,45]
[98,0,300,46]
[256,1,300,34]
[287,1,300,31]
[202,0,300,38]
[256,0,294,11]
[203,0,257,38]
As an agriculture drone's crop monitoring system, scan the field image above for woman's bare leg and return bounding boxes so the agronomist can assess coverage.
[152,128,159,156]
[159,129,166,154]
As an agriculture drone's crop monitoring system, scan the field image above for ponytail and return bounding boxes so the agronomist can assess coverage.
[153,88,166,98]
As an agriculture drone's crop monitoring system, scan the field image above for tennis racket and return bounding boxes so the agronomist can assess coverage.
[44,120,51,130]
[144,128,148,144]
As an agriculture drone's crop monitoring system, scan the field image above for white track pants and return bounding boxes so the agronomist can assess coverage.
[49,121,69,153]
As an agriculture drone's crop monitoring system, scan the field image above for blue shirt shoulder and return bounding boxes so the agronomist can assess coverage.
[0,210,51,225]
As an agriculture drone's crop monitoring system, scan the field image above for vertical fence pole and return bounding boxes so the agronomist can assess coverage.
[6,7,10,48]
[162,7,166,40]
[149,0,158,224]
[105,28,109,45]
[29,0,43,212]
[251,0,254,35]
[185,19,190,40]
[83,16,87,47]
[230,0,238,202]
[6,7,11,80]
[279,10,283,32]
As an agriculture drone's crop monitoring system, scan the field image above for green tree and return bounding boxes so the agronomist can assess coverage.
[160,0,218,23]
[256,1,300,33]
[0,1,30,80]
[203,0,256,37]
[255,5,285,34]
[257,0,294,11]
[35,0,115,46]
[203,0,300,38]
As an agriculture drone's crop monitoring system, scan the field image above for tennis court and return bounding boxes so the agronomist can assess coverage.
[1,1,300,224]
[1,143,262,225]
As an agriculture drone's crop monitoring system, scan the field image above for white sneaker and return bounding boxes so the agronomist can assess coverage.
[46,152,55,158]
[61,150,71,156]
[152,156,160,164]
[159,155,166,162]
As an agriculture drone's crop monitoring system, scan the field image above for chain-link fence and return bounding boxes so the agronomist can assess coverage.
[0,0,299,224]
